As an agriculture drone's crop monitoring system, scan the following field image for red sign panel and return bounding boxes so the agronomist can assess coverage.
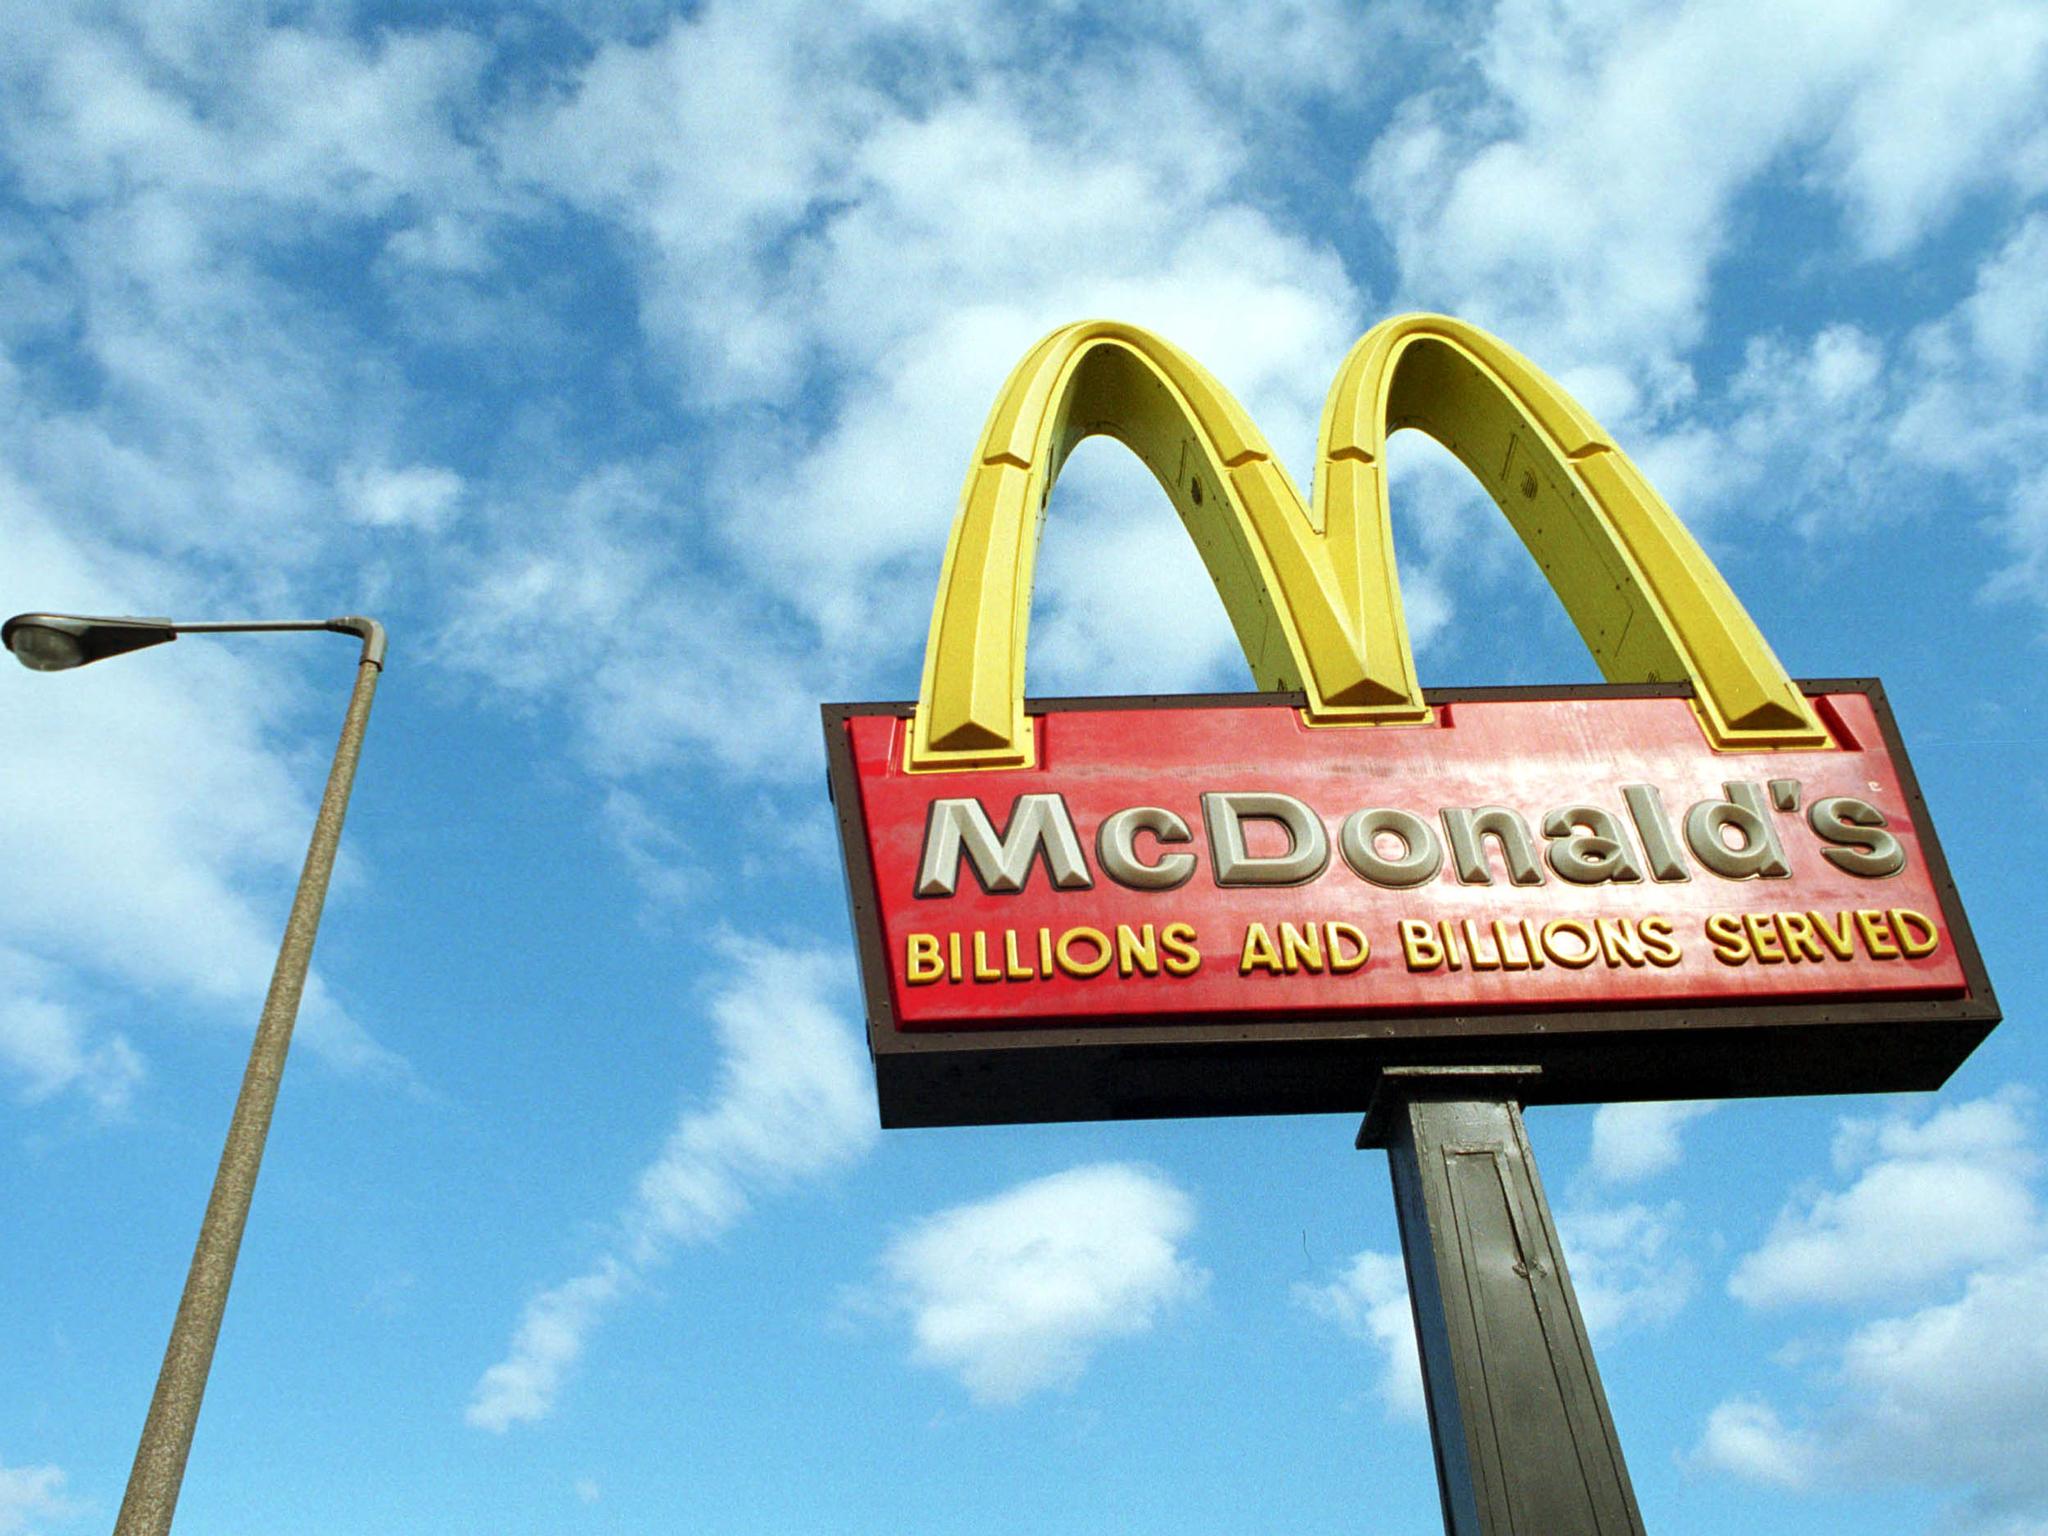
[825,685,1996,1127]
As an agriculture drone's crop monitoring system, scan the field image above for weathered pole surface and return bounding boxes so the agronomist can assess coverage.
[114,645,382,1536]
[1359,1066,1646,1536]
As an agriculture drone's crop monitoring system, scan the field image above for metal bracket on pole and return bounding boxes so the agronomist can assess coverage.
[1358,1066,1646,1536]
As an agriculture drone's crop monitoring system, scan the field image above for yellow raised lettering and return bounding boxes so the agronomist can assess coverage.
[1597,917,1648,968]
[1891,908,1940,959]
[1117,923,1161,977]
[1809,910,1856,959]
[1325,921,1370,974]
[1541,918,1598,968]
[1638,916,1682,967]
[1240,922,1284,976]
[1056,926,1112,978]
[1855,909,1900,960]
[906,932,945,985]
[1743,913,1785,964]
[1279,921,1324,974]
[1704,913,1751,964]
[1400,919,1443,971]
[1777,911,1825,963]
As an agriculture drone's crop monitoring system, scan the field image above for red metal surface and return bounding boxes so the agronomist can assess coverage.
[842,693,1968,1032]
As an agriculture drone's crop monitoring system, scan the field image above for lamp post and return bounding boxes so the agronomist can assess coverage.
[3,612,387,1536]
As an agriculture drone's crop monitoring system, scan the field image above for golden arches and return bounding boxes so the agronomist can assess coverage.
[908,314,1827,771]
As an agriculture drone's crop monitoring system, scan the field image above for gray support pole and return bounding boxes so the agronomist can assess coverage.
[113,650,383,1536]
[1358,1066,1645,1536]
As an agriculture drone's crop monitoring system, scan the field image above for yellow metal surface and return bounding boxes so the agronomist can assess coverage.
[908,314,1827,771]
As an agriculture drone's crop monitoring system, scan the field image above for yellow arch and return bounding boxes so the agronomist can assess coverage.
[908,314,1827,771]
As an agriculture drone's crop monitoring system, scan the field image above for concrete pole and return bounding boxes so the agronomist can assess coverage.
[114,637,383,1536]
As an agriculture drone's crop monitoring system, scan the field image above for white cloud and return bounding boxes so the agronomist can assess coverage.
[1700,1088,2048,1531]
[1631,211,2048,622]
[462,2,1364,774]
[1728,1089,2040,1309]
[1364,0,1806,384]
[623,942,876,1257]
[1902,214,2048,612]
[0,11,491,222]
[1828,1255,2048,1510]
[438,466,830,779]
[455,4,1394,781]
[467,936,875,1430]
[342,464,464,533]
[0,946,142,1113]
[750,173,1358,671]
[597,789,694,912]
[1353,1,2048,642]
[1691,1397,1816,1489]
[1830,1088,2041,1174]
[0,1459,78,1536]
[1698,1255,2048,1527]
[465,1260,630,1436]
[0,7,496,575]
[1818,4,2048,258]
[1555,1199,1695,1336]
[1361,0,2048,390]
[1710,325,1893,536]
[1953,213,2048,385]
[1348,0,2048,656]
[1162,0,1423,100]
[874,1163,1205,1405]
[1589,1101,1718,1183]
[1295,1249,1425,1420]
[492,5,872,405]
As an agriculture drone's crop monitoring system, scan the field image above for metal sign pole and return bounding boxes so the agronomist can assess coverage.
[1358,1066,1646,1536]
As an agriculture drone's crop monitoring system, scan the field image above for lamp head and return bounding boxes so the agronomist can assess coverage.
[3,614,178,672]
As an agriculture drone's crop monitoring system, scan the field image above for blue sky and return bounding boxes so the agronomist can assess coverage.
[3,1,2046,1531]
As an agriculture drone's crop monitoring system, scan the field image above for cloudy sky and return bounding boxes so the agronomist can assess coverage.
[3,0,2046,1531]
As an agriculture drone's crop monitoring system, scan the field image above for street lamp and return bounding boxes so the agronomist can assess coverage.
[4,612,387,1536]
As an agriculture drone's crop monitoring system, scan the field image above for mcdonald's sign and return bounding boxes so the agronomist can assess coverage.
[824,315,1997,1128]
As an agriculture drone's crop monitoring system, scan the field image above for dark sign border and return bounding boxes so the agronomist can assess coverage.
[823,682,1999,1129]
